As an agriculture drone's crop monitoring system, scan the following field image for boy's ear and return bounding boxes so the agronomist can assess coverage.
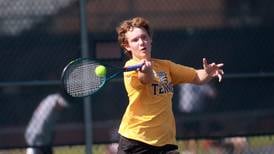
[124,44,130,52]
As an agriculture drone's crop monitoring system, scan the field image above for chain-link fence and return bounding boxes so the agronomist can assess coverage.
[1,0,274,153]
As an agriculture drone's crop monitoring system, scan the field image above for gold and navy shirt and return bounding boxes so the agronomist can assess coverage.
[119,58,196,146]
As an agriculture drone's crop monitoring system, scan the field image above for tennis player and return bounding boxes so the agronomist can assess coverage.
[116,17,224,154]
[25,93,68,154]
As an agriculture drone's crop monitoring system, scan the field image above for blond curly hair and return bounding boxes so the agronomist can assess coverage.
[116,17,152,58]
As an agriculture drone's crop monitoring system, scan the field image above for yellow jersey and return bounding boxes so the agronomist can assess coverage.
[119,58,196,146]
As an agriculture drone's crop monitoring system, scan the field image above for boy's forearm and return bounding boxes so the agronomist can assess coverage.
[193,69,213,85]
[138,71,154,84]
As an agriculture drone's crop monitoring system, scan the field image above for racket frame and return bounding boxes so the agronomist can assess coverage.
[61,58,143,97]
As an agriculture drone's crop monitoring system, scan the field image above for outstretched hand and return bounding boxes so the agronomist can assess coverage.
[203,58,224,82]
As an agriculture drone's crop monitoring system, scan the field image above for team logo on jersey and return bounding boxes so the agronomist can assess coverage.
[152,71,173,95]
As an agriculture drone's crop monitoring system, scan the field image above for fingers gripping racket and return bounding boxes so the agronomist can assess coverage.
[61,58,143,97]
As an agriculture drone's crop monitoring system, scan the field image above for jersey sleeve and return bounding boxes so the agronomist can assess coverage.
[168,60,197,85]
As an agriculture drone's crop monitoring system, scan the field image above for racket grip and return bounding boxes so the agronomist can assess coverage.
[124,63,144,71]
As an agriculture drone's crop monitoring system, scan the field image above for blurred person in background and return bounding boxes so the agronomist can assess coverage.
[106,143,119,154]
[25,93,68,154]
[116,16,224,154]
[178,83,217,113]
[202,137,248,154]
[177,84,248,154]
[178,83,217,154]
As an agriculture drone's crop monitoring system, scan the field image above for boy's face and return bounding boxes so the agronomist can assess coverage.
[124,27,152,60]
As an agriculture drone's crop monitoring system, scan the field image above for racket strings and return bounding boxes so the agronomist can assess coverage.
[64,62,105,97]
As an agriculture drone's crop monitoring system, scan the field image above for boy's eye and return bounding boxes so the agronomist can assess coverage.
[141,35,147,40]
[131,35,148,42]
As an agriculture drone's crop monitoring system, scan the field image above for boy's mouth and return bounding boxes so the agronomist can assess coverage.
[140,47,147,52]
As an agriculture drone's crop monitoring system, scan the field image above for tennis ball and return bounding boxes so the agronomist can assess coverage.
[95,65,107,77]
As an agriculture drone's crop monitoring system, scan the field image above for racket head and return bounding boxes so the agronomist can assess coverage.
[61,58,106,97]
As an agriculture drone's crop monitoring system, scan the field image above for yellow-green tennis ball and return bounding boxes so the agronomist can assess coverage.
[95,65,107,77]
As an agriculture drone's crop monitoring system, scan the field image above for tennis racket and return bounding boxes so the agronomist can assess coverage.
[61,58,143,97]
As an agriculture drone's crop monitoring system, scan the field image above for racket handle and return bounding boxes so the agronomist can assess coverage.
[124,63,144,71]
